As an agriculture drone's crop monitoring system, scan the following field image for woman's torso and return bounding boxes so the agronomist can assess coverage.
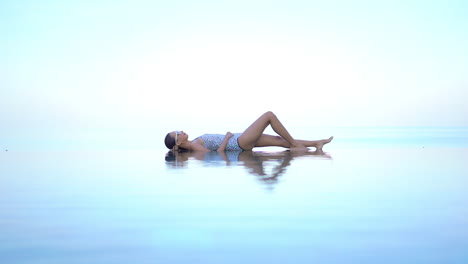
[195,133,243,151]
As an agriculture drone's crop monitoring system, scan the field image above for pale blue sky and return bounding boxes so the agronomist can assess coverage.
[1,0,467,148]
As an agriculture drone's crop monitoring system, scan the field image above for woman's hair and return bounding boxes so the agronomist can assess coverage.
[164,133,176,149]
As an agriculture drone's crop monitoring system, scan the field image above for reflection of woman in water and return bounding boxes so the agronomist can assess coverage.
[164,111,333,152]
[165,150,332,189]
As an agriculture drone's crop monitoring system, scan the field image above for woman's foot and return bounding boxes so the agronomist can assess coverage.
[315,136,333,150]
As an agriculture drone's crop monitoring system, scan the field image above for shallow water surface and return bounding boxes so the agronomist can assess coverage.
[1,142,468,263]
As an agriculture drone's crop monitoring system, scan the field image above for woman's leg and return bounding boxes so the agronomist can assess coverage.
[255,134,334,150]
[238,111,307,151]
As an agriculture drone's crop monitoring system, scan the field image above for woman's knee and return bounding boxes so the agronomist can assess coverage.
[263,111,276,120]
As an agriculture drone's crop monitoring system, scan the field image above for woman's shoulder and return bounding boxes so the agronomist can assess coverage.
[193,137,204,144]
[190,138,209,151]
[192,137,207,147]
[193,134,222,145]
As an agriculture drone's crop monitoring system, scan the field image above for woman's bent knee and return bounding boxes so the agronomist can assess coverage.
[264,111,276,119]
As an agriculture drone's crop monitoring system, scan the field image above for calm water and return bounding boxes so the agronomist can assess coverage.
[1,127,468,263]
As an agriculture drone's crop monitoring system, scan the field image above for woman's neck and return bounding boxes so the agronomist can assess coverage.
[179,140,193,151]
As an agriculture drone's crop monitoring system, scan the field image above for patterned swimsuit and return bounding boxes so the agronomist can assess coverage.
[195,133,244,151]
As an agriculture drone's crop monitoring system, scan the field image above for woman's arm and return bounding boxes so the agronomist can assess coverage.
[217,132,233,152]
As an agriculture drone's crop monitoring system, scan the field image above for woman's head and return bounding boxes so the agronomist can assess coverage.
[164,131,188,150]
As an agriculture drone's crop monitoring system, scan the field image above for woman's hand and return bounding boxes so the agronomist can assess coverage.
[218,132,234,152]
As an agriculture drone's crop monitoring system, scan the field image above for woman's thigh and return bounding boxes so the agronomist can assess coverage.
[239,134,289,150]
[238,112,274,150]
[254,134,289,148]
[237,112,273,150]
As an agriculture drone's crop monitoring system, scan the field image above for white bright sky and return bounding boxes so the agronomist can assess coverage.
[1,0,467,148]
